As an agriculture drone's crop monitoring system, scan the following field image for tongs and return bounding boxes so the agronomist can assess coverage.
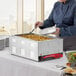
[9,26,37,37]
[29,27,37,34]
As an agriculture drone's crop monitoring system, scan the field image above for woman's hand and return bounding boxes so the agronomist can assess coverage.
[35,21,43,28]
[52,28,60,36]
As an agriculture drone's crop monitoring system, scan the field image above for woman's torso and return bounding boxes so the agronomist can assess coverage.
[52,0,76,28]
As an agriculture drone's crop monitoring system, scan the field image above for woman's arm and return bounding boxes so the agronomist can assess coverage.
[39,11,55,29]
[39,2,59,29]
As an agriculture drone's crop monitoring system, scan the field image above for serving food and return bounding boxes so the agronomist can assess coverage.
[64,67,76,74]
[18,34,52,41]
[66,51,76,63]
[66,63,71,67]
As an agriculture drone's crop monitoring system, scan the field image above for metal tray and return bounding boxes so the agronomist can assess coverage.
[0,35,9,50]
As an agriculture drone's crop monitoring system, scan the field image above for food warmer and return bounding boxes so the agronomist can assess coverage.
[9,33,63,61]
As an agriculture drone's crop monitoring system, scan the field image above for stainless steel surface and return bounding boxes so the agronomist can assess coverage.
[9,33,63,61]
[0,35,9,50]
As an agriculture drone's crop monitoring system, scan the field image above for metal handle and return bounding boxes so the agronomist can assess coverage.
[29,27,37,34]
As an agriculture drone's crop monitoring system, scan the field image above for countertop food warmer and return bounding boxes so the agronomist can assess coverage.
[9,33,63,61]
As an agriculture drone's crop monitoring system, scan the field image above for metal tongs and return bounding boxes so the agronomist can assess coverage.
[9,26,37,37]
[29,27,37,34]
